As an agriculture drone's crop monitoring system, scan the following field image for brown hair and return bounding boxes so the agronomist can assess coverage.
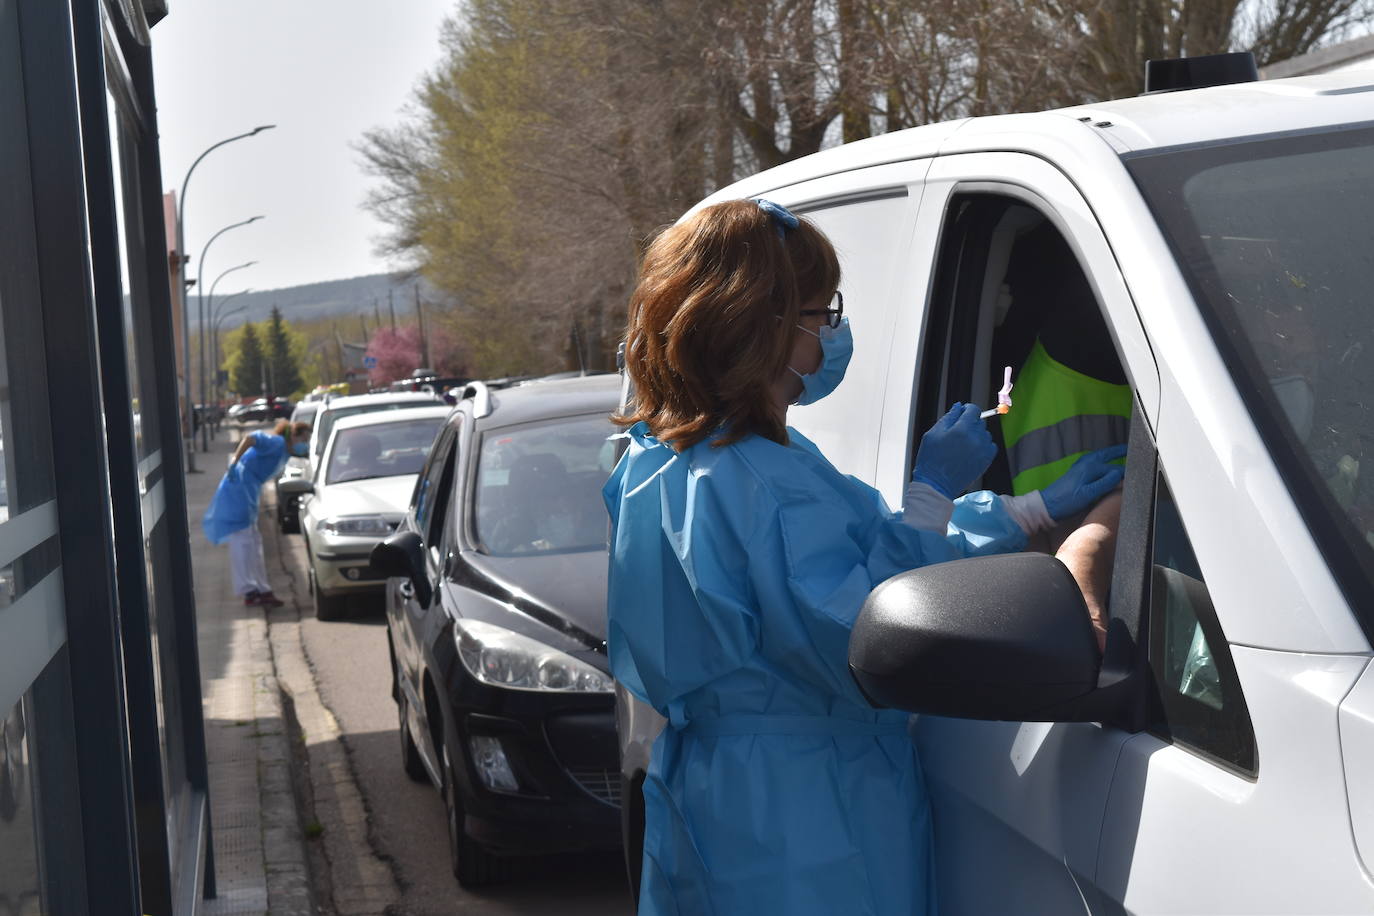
[273,418,290,436]
[292,421,312,438]
[616,199,840,450]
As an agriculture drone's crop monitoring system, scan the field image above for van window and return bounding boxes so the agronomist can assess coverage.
[1148,474,1257,776]
[915,195,1129,497]
[919,191,1255,767]
[1127,123,1374,638]
[792,191,910,477]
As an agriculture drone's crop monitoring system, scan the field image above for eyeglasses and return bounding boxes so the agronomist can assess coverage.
[799,290,844,330]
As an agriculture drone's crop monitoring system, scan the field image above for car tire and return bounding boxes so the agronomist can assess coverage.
[311,566,347,621]
[278,499,299,534]
[396,684,427,783]
[621,770,647,908]
[442,739,508,888]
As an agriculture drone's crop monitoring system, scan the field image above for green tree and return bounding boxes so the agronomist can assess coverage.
[264,305,304,397]
[229,321,265,396]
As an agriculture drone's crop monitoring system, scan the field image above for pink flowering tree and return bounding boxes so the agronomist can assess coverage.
[365,324,466,386]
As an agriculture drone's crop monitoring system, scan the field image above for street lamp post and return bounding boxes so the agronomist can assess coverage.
[195,220,262,450]
[211,293,250,411]
[176,124,274,471]
[200,260,257,447]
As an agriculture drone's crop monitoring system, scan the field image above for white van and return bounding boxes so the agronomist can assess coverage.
[617,61,1374,913]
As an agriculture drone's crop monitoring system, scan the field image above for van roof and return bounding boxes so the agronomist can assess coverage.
[700,71,1374,207]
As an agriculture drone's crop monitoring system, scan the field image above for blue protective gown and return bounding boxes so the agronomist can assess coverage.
[604,422,1028,916]
[203,431,288,545]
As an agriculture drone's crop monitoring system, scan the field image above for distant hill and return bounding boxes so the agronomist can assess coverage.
[194,272,442,329]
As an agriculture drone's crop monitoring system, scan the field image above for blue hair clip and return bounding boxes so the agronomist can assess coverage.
[753,198,799,239]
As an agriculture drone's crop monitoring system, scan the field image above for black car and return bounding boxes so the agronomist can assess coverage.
[372,374,622,888]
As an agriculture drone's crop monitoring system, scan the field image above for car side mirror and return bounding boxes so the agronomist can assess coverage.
[848,553,1102,721]
[278,477,314,497]
[370,531,432,608]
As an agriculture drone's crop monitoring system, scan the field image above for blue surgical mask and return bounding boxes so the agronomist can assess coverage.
[292,441,309,457]
[790,317,853,406]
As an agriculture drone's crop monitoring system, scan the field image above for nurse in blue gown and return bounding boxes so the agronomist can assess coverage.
[604,199,1125,915]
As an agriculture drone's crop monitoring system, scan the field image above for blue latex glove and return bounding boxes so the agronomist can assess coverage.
[1042,445,1128,520]
[913,403,998,499]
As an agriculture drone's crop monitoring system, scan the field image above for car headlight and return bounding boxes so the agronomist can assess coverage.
[317,515,392,536]
[454,619,613,693]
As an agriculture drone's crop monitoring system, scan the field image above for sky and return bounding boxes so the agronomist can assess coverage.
[152,0,454,294]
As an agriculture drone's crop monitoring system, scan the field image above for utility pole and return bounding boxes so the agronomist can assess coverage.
[360,313,369,344]
[388,288,397,329]
[415,284,432,369]
[374,297,383,332]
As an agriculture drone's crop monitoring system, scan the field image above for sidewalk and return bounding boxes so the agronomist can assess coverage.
[186,438,313,916]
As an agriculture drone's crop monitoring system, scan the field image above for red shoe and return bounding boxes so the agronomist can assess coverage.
[256,591,285,608]
[243,591,260,606]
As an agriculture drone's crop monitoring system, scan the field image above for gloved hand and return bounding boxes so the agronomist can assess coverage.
[913,403,998,499]
[1041,445,1128,520]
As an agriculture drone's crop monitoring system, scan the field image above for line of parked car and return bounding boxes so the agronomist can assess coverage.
[269,375,622,891]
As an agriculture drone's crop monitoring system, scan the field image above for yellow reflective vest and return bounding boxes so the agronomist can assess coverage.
[1001,338,1132,495]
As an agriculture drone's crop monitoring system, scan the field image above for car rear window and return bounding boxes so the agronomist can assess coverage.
[325,417,444,485]
[1127,122,1374,632]
[473,414,616,556]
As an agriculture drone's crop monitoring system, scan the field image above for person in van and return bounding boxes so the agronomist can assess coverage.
[603,199,1125,914]
[995,223,1133,648]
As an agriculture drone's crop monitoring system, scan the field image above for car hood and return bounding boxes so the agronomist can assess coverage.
[314,475,415,517]
[454,549,609,649]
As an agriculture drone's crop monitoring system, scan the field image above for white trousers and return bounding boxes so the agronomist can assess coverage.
[226,524,272,596]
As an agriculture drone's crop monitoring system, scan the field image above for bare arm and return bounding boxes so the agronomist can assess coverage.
[1054,488,1123,652]
[231,432,255,465]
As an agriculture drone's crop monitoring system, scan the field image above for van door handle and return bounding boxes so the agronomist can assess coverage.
[398,580,415,601]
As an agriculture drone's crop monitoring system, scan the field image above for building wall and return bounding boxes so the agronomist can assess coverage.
[0,1,210,913]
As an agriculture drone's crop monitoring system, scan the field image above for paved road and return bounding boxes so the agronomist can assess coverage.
[270,490,632,915]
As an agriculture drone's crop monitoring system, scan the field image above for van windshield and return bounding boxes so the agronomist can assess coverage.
[1127,122,1374,618]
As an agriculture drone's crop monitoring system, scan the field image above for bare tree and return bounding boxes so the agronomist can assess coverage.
[359,0,1373,376]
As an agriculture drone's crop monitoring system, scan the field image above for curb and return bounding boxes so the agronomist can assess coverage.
[261,496,401,916]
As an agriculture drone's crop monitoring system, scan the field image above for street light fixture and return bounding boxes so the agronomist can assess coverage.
[196,222,263,450]
[211,292,251,409]
[175,124,275,470]
[203,259,258,446]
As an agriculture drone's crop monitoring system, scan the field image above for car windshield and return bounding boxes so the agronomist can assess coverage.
[1127,122,1374,622]
[315,399,436,458]
[325,417,443,485]
[473,414,617,557]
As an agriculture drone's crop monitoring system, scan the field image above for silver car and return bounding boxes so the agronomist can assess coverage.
[290,405,450,620]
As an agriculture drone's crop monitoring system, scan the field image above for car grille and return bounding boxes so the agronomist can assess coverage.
[567,767,621,807]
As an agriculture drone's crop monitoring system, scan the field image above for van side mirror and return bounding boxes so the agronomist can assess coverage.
[371,531,432,607]
[848,553,1102,721]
